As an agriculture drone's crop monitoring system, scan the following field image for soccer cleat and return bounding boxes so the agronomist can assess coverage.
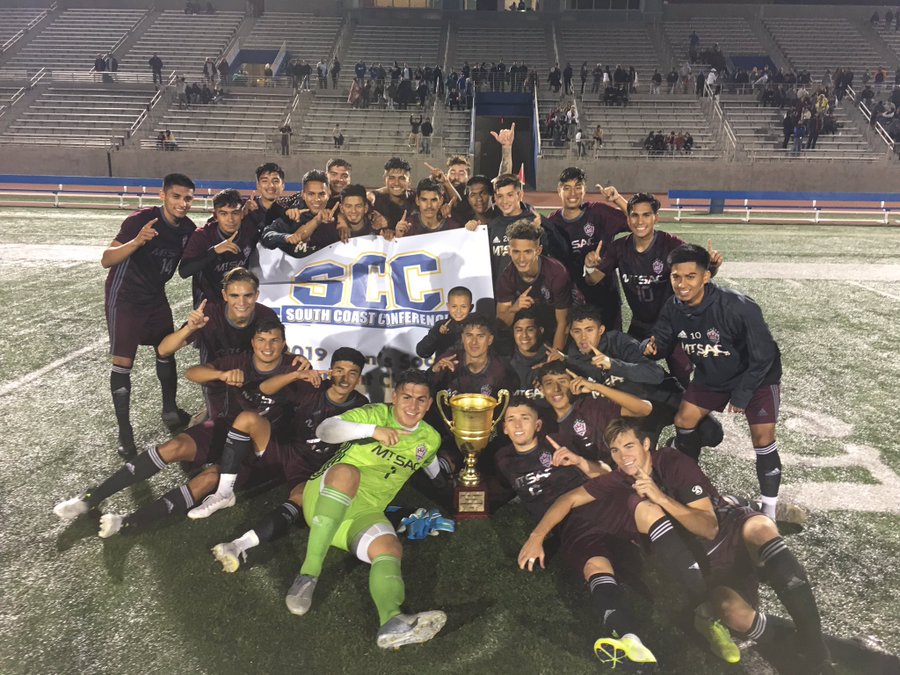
[211,542,245,573]
[53,495,90,520]
[98,513,124,538]
[376,611,447,649]
[162,408,191,433]
[186,492,236,519]
[594,634,658,669]
[117,433,137,460]
[694,614,741,664]
[285,574,318,616]
[775,500,808,526]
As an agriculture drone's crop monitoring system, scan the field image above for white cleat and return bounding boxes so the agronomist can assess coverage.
[211,542,245,573]
[98,513,124,538]
[376,611,447,649]
[187,492,236,520]
[285,574,318,616]
[53,496,90,521]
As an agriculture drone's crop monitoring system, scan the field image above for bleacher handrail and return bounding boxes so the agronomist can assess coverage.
[0,2,57,54]
[533,87,541,158]
[329,14,348,69]
[107,5,154,60]
[702,81,737,159]
[846,84,895,155]
[49,71,160,84]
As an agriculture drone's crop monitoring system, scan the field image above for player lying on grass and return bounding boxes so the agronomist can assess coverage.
[521,418,833,672]
[284,369,448,650]
[497,395,659,669]
[53,319,317,537]
[197,350,369,573]
[643,243,783,520]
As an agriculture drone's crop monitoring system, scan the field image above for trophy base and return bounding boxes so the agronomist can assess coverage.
[454,484,489,519]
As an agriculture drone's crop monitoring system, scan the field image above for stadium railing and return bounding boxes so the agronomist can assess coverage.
[0,3,57,54]
[669,190,900,225]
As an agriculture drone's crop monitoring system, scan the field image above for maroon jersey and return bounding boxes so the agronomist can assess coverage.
[404,214,462,237]
[495,255,575,340]
[582,446,722,540]
[372,190,416,229]
[286,385,369,455]
[179,217,260,305]
[546,202,628,315]
[598,230,686,330]
[432,349,519,399]
[186,301,279,363]
[104,206,196,308]
[543,394,622,463]
[204,352,299,423]
[495,436,589,521]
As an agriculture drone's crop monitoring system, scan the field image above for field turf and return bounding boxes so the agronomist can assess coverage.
[0,208,898,675]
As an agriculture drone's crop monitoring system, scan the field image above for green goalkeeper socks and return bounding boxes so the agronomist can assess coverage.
[370,554,405,626]
[299,485,352,577]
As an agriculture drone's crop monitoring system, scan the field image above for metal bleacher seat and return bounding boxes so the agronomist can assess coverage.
[142,89,291,151]
[721,93,880,161]
[243,13,342,67]
[4,8,147,72]
[0,7,47,47]
[763,17,887,81]
[664,17,765,63]
[453,24,549,82]
[119,10,244,82]
[0,85,154,147]
[343,23,442,72]
[556,22,661,92]
[441,108,470,155]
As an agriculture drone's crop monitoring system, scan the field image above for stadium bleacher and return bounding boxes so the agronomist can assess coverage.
[0,7,47,48]
[243,13,343,70]
[0,85,154,147]
[3,8,147,73]
[343,23,442,72]
[141,89,291,152]
[664,17,766,63]
[119,10,244,82]
[452,23,549,83]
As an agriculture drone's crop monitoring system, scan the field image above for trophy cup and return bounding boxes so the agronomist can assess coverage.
[436,389,510,519]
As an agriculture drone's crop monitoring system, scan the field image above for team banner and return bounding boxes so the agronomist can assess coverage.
[254,228,493,371]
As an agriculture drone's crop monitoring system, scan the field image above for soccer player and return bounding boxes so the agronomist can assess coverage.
[333,183,389,242]
[645,244,783,519]
[496,398,658,669]
[102,172,197,458]
[415,285,473,359]
[495,220,574,353]
[325,157,352,202]
[284,369,447,650]
[479,173,545,283]
[53,319,312,536]
[157,267,281,417]
[446,155,471,194]
[508,308,549,395]
[394,177,461,238]
[207,349,370,571]
[451,123,512,223]
[243,162,288,230]
[584,192,722,386]
[545,167,630,331]
[371,157,416,230]
[261,170,338,257]
[178,189,260,307]
[460,175,499,227]
[536,361,651,462]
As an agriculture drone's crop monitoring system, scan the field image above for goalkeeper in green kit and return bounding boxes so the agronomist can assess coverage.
[285,369,448,649]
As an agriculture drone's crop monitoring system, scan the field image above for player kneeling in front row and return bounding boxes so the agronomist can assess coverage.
[210,348,369,572]
[285,369,447,649]
[497,396,658,669]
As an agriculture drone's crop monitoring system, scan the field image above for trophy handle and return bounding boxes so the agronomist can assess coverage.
[489,389,511,433]
[435,390,454,432]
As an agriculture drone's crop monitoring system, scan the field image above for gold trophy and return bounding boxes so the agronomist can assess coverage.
[436,389,510,519]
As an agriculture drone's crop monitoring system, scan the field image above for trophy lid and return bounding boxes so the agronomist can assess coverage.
[449,393,497,410]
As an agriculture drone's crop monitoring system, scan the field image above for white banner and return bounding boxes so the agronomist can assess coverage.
[253,228,493,371]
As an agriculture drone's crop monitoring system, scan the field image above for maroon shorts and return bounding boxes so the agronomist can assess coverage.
[683,382,780,426]
[183,418,230,470]
[704,505,763,608]
[234,436,320,490]
[559,500,639,580]
[106,301,174,360]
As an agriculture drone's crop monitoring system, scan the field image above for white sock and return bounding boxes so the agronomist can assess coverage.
[216,473,238,498]
[760,495,778,520]
[233,529,260,555]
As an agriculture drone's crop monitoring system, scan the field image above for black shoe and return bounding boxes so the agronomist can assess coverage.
[117,435,137,460]
[162,408,191,433]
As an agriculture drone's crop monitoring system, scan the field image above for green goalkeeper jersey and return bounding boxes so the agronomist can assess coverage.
[311,403,441,512]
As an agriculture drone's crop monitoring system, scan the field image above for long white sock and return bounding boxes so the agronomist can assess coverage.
[216,473,238,497]
[233,529,260,554]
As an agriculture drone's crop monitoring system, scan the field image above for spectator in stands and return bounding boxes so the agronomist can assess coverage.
[333,124,344,149]
[574,128,586,157]
[317,59,328,89]
[613,64,627,91]
[592,125,603,157]
[871,11,880,26]
[887,10,895,28]
[548,63,562,93]
[348,77,361,108]
[591,64,603,94]
[164,129,177,151]
[651,70,662,95]
[217,58,229,85]
[421,118,434,155]
[149,54,164,86]
[299,60,312,92]
[409,114,423,152]
[791,118,806,155]
[417,79,429,108]
[156,131,165,150]
[695,70,705,96]
[806,111,821,150]
[629,67,638,94]
[176,77,188,108]
[107,53,118,73]
[705,68,719,97]
[94,54,106,72]
[200,83,213,104]
[203,58,216,86]
[666,67,678,95]
[279,124,292,156]
[860,85,876,108]
[331,59,341,88]
[579,62,588,95]
[679,60,691,94]
[683,131,694,153]
[781,110,795,149]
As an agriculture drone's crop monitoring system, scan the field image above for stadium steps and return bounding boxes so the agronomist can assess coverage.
[0,6,55,65]
[0,78,46,136]
[243,13,344,74]
[853,19,900,75]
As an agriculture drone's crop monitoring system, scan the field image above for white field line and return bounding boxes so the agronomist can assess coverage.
[0,298,193,397]
[0,243,105,262]
[847,281,900,302]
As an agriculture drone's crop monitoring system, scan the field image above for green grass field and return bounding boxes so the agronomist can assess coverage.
[1,208,898,675]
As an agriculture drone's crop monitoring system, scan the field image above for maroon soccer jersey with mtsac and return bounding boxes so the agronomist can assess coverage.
[404,214,462,237]
[105,206,196,307]
[495,436,589,522]
[180,217,260,305]
[285,385,369,455]
[597,230,686,330]
[186,301,279,364]
[431,350,519,399]
[372,190,416,229]
[542,394,622,463]
[495,255,575,338]
[204,352,299,423]
[546,201,628,312]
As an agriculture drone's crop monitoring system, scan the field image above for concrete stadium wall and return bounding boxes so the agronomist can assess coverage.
[0,145,894,193]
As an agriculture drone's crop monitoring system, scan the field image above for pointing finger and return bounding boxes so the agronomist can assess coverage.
[424,162,437,172]
[401,210,408,222]
[707,239,713,252]
[546,435,561,450]
[198,299,207,311]
[522,285,533,296]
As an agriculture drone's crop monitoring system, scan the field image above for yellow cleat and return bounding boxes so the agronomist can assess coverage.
[594,634,658,669]
[694,614,741,664]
